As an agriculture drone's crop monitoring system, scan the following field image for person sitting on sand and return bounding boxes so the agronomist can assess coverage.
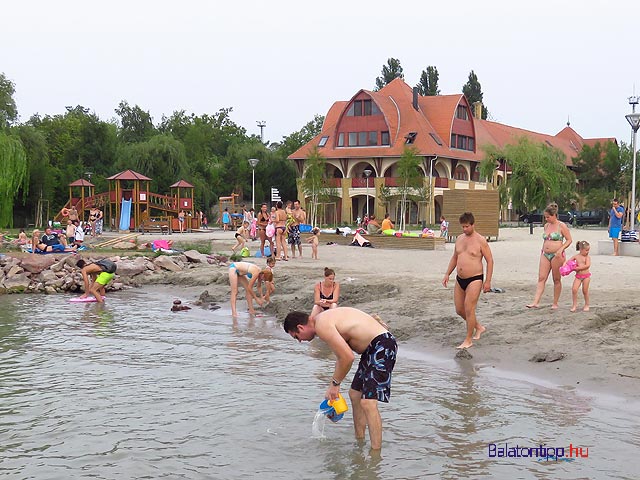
[381,213,394,232]
[14,229,28,245]
[34,226,75,253]
[228,261,272,317]
[366,215,382,234]
[232,221,249,254]
[526,203,572,309]
[77,258,117,303]
[442,212,494,349]
[283,307,397,451]
[311,267,341,319]
[566,240,592,312]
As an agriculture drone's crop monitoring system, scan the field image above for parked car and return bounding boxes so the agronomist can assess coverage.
[519,211,573,224]
[570,210,607,226]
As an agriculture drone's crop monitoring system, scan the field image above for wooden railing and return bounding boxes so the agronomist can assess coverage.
[148,192,177,211]
[435,177,449,188]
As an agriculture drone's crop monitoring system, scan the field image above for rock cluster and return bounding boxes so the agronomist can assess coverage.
[0,250,227,295]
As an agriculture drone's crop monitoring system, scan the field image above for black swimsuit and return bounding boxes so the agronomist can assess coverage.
[456,274,484,291]
[319,282,334,310]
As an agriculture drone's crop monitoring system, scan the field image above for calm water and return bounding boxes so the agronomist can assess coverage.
[1,289,638,480]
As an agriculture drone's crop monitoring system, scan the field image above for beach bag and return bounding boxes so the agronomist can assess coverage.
[95,259,117,274]
[240,247,250,257]
[621,230,639,242]
[266,224,275,238]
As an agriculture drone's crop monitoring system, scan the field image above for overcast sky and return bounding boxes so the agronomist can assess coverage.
[3,0,639,145]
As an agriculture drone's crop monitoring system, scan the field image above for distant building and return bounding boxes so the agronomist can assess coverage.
[288,78,615,224]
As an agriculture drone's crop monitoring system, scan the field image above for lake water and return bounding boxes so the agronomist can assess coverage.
[1,288,638,479]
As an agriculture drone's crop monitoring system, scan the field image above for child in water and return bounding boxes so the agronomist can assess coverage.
[306,227,320,260]
[257,256,277,304]
[566,240,591,312]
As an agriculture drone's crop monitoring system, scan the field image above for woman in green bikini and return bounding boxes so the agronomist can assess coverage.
[527,203,572,309]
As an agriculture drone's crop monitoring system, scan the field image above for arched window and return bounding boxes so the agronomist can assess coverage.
[454,165,468,181]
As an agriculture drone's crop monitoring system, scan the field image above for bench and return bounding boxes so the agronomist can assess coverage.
[138,217,172,235]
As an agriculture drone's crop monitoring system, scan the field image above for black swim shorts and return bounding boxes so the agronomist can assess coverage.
[350,332,397,402]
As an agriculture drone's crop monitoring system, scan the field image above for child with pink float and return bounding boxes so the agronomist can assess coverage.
[561,240,591,312]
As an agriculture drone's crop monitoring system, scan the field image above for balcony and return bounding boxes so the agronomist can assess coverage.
[352,177,373,188]
[384,177,398,187]
[435,177,449,188]
[325,177,342,187]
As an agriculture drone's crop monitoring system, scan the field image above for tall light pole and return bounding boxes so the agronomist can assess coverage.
[626,110,640,231]
[248,158,259,211]
[257,121,266,143]
[364,168,372,219]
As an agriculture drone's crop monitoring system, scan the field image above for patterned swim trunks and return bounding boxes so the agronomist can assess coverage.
[350,332,397,402]
[287,224,301,245]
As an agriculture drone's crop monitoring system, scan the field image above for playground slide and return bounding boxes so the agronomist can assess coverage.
[119,199,132,231]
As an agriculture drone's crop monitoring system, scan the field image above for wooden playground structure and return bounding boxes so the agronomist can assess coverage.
[55,169,202,233]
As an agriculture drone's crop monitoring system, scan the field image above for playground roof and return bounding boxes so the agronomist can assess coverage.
[68,179,95,187]
[106,169,152,181]
[170,179,194,188]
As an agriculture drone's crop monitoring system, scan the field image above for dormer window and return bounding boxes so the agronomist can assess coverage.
[405,132,417,144]
[318,136,329,147]
[456,105,469,120]
[346,99,381,117]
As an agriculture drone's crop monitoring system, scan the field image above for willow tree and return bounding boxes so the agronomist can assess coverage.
[480,137,575,213]
[0,132,28,228]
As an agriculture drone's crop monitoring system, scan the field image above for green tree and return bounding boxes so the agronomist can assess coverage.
[462,70,489,120]
[0,73,18,129]
[573,141,623,208]
[276,114,325,159]
[0,132,28,227]
[115,100,155,143]
[396,147,423,231]
[416,66,440,96]
[481,137,575,213]
[375,58,404,91]
[301,146,328,226]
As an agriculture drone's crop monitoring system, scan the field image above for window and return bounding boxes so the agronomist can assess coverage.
[450,134,457,147]
[353,100,363,116]
[337,133,344,147]
[454,165,468,180]
[371,102,381,115]
[368,131,377,146]
[381,131,390,145]
[451,134,475,151]
[429,132,443,146]
[358,132,367,145]
[457,135,466,150]
[363,100,372,116]
[318,136,329,147]
[405,132,417,144]
[348,132,357,146]
[468,137,475,151]
[456,105,468,120]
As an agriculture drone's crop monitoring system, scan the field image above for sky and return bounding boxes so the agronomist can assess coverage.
[3,0,640,145]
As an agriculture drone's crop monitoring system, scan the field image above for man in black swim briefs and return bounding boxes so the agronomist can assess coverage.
[442,212,494,349]
[283,307,396,451]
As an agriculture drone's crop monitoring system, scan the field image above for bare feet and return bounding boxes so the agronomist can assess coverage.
[526,304,539,309]
[551,304,559,310]
[473,325,486,340]
[583,306,590,312]
[570,306,577,312]
[457,340,473,349]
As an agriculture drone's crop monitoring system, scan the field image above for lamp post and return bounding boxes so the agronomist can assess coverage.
[248,158,259,211]
[625,111,640,231]
[364,168,372,219]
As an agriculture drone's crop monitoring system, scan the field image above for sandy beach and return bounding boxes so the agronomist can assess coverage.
[183,225,640,402]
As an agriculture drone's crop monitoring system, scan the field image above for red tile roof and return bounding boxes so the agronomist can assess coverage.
[288,79,616,167]
[68,179,95,187]
[170,179,195,188]
[106,169,152,181]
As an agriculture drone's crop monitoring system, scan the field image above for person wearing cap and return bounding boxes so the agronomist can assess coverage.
[35,226,74,253]
[76,258,117,302]
[283,307,397,451]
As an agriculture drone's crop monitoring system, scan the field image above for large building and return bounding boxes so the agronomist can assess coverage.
[288,78,614,225]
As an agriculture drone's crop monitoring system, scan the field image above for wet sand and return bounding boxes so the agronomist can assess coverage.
[194,226,640,402]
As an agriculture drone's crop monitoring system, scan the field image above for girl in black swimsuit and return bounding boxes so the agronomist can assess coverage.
[311,267,341,319]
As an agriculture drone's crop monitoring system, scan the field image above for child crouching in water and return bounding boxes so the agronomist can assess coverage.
[567,240,591,312]
[306,227,320,260]
[257,256,277,304]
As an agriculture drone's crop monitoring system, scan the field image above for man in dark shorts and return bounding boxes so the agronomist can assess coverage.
[288,199,306,258]
[284,306,397,450]
[442,212,494,349]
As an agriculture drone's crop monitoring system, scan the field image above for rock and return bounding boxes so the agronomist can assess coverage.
[44,286,57,294]
[39,270,58,284]
[455,349,473,359]
[20,255,56,274]
[2,273,32,292]
[51,256,76,272]
[7,265,24,277]
[115,258,146,277]
[154,255,183,272]
[529,351,566,363]
[184,250,208,263]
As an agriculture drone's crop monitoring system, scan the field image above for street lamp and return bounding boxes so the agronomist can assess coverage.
[364,168,372,219]
[248,158,260,210]
[625,112,640,231]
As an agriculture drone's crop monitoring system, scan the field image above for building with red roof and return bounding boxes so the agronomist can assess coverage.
[288,78,616,224]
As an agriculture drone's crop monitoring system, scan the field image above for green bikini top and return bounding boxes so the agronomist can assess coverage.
[542,228,564,242]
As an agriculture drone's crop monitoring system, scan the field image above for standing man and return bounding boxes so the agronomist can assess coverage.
[289,200,306,258]
[609,198,625,256]
[442,212,494,349]
[283,307,397,451]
